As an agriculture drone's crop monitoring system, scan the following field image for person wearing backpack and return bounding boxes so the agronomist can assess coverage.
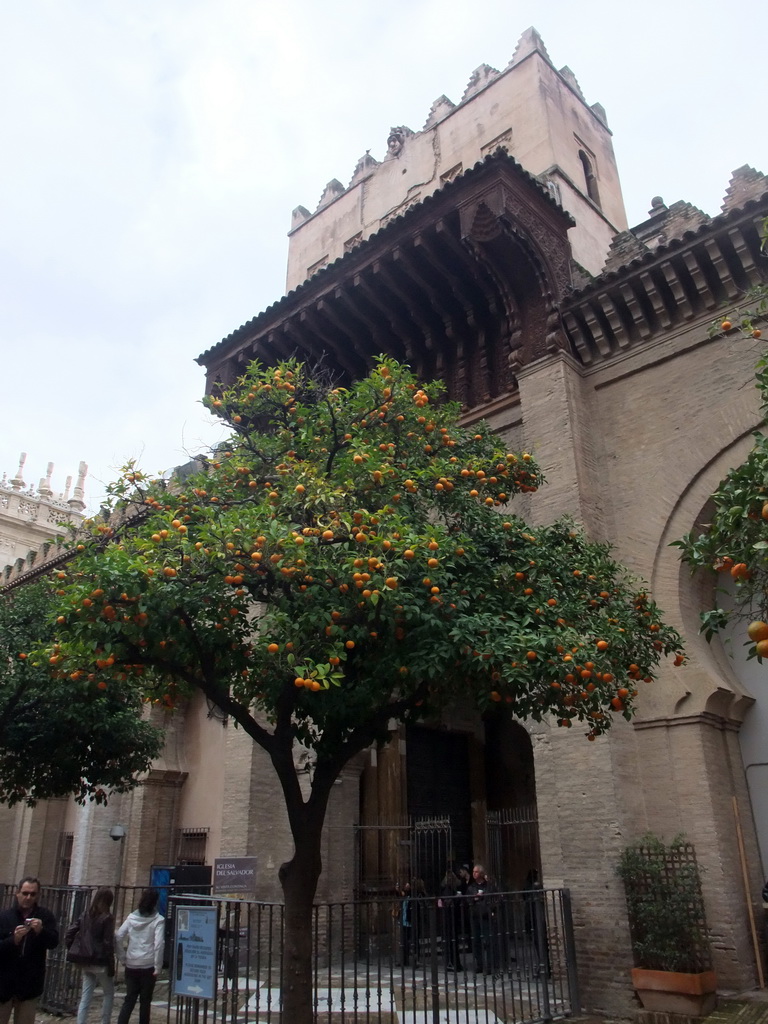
[115,890,164,1024]
[66,888,116,1024]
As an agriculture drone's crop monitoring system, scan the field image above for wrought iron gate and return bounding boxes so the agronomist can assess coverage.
[487,804,542,890]
[354,816,453,896]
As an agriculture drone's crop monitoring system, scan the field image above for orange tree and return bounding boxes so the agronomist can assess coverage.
[44,357,681,1022]
[676,292,768,652]
[0,580,161,804]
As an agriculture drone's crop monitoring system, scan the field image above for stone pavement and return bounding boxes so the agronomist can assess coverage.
[35,985,768,1024]
[567,992,768,1024]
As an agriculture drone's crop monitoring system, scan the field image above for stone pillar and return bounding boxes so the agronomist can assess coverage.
[517,351,606,536]
[0,800,67,884]
[515,350,645,1012]
[122,771,186,886]
[531,719,638,1016]
[315,757,365,904]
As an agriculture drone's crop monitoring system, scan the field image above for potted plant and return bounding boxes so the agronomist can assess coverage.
[617,834,717,1016]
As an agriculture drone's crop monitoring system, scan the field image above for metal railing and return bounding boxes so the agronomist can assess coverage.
[0,883,207,1015]
[2,884,579,1022]
[175,889,579,1023]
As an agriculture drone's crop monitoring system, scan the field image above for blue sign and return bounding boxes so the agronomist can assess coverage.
[172,905,218,1000]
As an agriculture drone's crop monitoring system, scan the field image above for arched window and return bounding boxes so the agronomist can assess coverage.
[578,149,601,208]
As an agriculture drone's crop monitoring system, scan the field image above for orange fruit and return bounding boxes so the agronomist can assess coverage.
[756,639,768,659]
[721,320,732,331]
[748,621,768,643]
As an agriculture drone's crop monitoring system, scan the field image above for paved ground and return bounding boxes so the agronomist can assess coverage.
[567,991,768,1024]
[35,983,768,1024]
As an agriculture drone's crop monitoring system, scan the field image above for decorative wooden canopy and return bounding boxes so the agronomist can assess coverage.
[198,151,575,408]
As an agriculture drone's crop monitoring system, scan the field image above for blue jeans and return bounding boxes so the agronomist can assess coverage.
[78,968,115,1024]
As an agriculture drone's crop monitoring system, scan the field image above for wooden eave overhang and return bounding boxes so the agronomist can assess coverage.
[561,192,768,365]
[198,151,575,403]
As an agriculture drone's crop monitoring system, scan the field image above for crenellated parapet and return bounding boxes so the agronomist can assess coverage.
[285,27,625,291]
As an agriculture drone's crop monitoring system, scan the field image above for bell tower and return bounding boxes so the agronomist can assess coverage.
[286,27,627,292]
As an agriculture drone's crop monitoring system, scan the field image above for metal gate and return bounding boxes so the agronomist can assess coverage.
[487,804,542,890]
[354,816,453,897]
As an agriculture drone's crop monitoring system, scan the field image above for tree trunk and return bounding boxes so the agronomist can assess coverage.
[279,837,323,1024]
[273,755,337,1024]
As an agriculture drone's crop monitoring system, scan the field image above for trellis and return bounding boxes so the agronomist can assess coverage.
[619,836,712,973]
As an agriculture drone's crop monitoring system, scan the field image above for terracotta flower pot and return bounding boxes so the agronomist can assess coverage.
[631,967,717,1016]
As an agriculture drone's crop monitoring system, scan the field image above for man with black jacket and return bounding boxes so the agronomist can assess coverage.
[467,863,500,975]
[0,877,59,1024]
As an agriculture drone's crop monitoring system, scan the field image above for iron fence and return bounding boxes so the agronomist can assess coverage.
[175,889,579,1023]
[6,883,579,1022]
[0,883,210,1015]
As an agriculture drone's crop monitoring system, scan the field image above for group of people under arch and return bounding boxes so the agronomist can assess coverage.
[397,863,543,976]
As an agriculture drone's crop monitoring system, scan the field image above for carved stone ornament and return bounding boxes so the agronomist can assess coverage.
[386,126,413,158]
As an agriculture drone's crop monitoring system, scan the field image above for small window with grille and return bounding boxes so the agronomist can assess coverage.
[55,831,74,884]
[176,828,209,865]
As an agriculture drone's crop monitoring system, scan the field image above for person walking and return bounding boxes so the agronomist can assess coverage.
[0,876,59,1024]
[115,890,164,1024]
[66,888,116,1024]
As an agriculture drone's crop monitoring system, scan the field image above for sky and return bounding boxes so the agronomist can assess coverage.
[2,0,766,512]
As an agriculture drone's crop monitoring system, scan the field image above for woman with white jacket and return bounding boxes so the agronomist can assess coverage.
[115,889,164,1024]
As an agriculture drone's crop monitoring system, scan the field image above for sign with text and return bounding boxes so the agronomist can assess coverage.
[214,857,257,893]
[172,905,217,1000]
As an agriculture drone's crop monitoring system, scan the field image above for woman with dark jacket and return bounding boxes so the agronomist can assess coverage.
[66,887,116,1024]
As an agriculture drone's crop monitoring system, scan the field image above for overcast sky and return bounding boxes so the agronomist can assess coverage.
[2,0,766,511]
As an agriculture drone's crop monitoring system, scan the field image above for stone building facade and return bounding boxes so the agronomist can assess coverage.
[2,28,768,1015]
[0,453,87,575]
